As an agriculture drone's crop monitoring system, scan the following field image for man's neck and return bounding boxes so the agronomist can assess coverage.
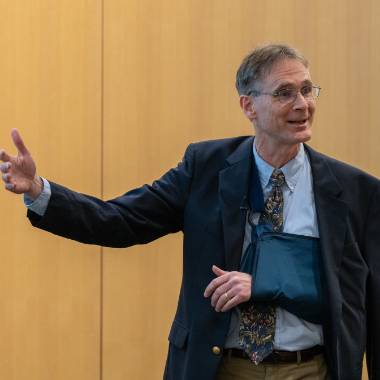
[255,138,300,168]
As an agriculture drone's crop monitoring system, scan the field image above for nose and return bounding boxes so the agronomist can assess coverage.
[292,92,308,110]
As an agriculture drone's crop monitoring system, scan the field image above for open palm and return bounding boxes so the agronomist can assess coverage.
[0,129,41,198]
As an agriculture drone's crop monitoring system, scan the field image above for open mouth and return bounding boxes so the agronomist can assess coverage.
[288,118,308,125]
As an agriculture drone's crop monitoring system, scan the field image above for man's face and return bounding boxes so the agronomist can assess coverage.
[249,59,316,147]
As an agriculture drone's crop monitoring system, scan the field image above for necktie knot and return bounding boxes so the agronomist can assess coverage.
[269,169,285,188]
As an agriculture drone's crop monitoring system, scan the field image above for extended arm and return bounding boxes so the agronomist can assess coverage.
[1,130,194,248]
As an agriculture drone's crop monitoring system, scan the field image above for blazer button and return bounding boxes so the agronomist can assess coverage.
[212,346,221,355]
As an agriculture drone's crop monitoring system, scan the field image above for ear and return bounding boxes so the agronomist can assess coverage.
[239,95,257,123]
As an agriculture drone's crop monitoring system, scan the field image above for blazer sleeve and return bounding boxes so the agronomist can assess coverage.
[365,180,380,378]
[27,144,195,248]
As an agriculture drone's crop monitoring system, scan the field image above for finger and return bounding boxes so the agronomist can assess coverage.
[204,274,229,298]
[212,265,227,277]
[11,129,30,156]
[0,162,11,173]
[5,182,15,191]
[0,149,12,162]
[210,282,231,307]
[204,280,218,298]
[2,173,10,183]
[221,295,240,312]
[214,291,230,311]
[213,281,241,311]
[215,289,237,312]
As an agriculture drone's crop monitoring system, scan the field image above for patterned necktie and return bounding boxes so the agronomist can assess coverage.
[239,169,285,364]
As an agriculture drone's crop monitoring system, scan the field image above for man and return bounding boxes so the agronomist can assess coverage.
[1,44,379,380]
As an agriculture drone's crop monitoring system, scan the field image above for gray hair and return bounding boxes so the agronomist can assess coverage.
[235,44,308,95]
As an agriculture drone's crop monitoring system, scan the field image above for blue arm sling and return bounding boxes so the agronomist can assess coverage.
[241,224,324,324]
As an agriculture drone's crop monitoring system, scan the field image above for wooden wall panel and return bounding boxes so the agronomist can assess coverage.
[0,2,102,379]
[103,1,378,379]
[1,0,378,379]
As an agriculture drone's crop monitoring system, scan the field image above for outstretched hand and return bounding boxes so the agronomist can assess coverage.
[0,129,42,199]
[204,265,252,312]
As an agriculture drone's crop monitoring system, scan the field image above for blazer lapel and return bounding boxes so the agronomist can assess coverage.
[219,137,255,271]
[306,145,348,371]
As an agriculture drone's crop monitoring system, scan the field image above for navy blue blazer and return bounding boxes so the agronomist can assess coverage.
[28,136,380,380]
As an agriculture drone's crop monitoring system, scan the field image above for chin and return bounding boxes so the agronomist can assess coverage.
[281,134,311,148]
[293,127,312,144]
[299,133,312,143]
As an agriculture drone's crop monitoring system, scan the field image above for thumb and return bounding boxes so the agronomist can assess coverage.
[212,265,227,277]
[11,129,30,156]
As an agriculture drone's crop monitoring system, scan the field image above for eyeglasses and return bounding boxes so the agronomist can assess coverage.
[248,85,321,104]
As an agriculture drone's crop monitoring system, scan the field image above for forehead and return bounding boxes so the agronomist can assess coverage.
[262,59,311,89]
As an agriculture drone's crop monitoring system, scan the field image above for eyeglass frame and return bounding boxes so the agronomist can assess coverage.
[246,84,321,104]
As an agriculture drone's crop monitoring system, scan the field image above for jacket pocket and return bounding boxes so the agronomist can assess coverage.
[168,320,189,349]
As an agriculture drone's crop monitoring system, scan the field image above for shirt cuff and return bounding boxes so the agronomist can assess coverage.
[24,177,51,216]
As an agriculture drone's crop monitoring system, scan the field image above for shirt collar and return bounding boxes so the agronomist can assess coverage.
[253,142,305,192]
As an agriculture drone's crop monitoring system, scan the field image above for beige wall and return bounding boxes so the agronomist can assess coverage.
[0,1,378,379]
